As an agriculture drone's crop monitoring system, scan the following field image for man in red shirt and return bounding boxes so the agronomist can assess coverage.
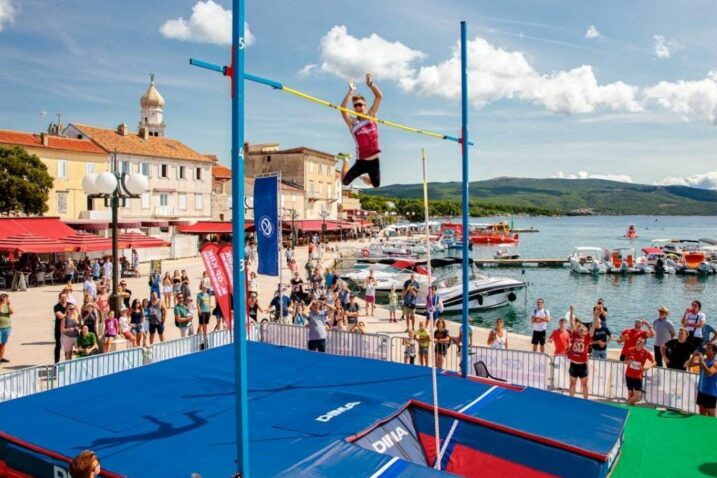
[624,338,655,405]
[548,318,571,356]
[617,319,655,361]
[567,306,598,399]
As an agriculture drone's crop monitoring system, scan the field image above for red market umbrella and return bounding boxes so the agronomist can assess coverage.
[0,233,74,253]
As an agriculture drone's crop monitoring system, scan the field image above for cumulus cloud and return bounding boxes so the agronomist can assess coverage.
[643,71,717,124]
[653,35,673,59]
[311,27,717,125]
[585,25,601,40]
[298,64,317,78]
[160,0,254,46]
[316,26,425,81]
[399,37,641,114]
[655,171,717,189]
[0,0,17,31]
[552,171,634,183]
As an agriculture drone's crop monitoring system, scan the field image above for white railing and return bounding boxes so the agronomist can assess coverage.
[0,325,703,415]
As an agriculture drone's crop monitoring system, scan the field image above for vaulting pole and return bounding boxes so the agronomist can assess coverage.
[460,21,470,378]
[232,0,250,475]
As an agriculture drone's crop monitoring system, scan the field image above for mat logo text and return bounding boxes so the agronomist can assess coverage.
[372,426,408,453]
[316,401,361,422]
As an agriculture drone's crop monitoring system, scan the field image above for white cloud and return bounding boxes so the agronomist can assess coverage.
[160,0,254,46]
[399,37,642,114]
[585,25,601,40]
[653,35,672,59]
[297,64,317,78]
[655,171,717,189]
[643,71,717,124]
[316,25,426,81]
[0,0,17,31]
[551,171,634,183]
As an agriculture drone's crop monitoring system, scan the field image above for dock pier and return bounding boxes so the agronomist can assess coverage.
[476,258,568,268]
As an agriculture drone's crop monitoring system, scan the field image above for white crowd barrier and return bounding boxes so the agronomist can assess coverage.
[0,366,47,402]
[0,325,706,415]
[53,348,145,388]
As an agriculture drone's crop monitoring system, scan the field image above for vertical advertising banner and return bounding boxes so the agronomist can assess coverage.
[253,175,279,276]
[200,243,232,330]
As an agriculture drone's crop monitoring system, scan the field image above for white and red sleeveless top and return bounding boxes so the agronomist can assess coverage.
[351,120,381,160]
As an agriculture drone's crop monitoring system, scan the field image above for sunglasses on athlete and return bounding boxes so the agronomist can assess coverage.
[353,103,365,108]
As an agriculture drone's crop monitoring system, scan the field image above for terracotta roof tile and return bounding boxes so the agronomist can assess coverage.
[213,164,232,179]
[0,129,106,154]
[71,123,210,162]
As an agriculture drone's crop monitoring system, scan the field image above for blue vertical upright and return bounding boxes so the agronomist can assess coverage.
[460,21,470,378]
[231,0,250,476]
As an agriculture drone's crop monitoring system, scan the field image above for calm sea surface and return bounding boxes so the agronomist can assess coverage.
[439,215,717,347]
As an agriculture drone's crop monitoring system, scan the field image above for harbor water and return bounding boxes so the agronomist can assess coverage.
[440,215,717,347]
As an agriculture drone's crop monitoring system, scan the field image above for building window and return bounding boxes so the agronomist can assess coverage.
[318,164,323,176]
[309,180,314,194]
[195,194,204,211]
[308,162,314,173]
[178,166,186,179]
[141,163,151,177]
[120,161,130,174]
[178,193,187,210]
[141,192,150,209]
[57,192,68,213]
[57,160,68,179]
[86,162,95,174]
[318,182,323,194]
[195,167,202,180]
[159,193,169,207]
[161,164,168,178]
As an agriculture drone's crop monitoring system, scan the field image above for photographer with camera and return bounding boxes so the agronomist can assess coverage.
[307,296,336,353]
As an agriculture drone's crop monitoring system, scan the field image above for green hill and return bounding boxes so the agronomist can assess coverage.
[366,177,717,215]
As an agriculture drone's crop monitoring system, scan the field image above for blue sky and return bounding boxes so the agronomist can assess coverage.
[1,0,716,188]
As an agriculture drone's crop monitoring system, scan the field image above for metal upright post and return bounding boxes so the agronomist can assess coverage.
[231,0,250,475]
[460,21,470,378]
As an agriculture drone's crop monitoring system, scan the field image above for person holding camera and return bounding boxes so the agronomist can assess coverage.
[307,296,335,353]
[682,300,706,350]
[688,343,717,417]
[402,274,419,332]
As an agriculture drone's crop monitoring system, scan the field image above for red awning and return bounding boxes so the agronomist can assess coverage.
[168,220,193,226]
[65,220,109,231]
[177,221,259,234]
[141,220,168,228]
[60,233,121,252]
[0,217,78,240]
[115,232,170,249]
[0,233,74,253]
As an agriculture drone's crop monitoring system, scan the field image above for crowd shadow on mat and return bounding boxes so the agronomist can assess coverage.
[698,463,717,477]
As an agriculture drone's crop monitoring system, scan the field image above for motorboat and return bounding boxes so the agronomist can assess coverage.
[624,224,638,239]
[569,247,608,274]
[469,222,520,245]
[638,247,675,274]
[353,243,415,259]
[676,247,713,274]
[607,248,643,274]
[416,273,525,313]
[371,257,474,294]
[494,248,520,260]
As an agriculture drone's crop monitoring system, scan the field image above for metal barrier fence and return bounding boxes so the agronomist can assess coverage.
[53,347,146,388]
[0,325,704,415]
[0,365,50,402]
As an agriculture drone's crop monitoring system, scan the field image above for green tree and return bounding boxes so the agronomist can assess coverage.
[0,146,54,216]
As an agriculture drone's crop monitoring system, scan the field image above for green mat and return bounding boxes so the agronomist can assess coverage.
[613,406,717,477]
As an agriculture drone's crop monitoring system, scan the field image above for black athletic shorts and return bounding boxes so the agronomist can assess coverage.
[198,312,211,325]
[531,330,546,345]
[697,391,717,409]
[343,158,380,187]
[569,362,588,379]
[625,376,643,392]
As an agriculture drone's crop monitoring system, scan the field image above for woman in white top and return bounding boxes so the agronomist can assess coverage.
[682,299,706,349]
[488,318,509,349]
[364,278,376,316]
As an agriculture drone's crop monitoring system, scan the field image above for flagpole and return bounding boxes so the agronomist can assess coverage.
[278,172,283,322]
[460,21,470,379]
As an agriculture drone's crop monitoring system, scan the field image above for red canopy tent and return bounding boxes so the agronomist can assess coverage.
[0,233,74,253]
[177,221,255,234]
[115,232,170,249]
[60,233,122,252]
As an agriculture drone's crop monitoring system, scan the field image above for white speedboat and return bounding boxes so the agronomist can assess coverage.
[639,247,675,274]
[606,248,644,274]
[569,247,608,274]
[416,273,525,313]
[494,248,520,260]
[372,257,472,294]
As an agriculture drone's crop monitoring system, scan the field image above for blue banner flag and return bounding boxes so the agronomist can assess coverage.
[253,175,279,276]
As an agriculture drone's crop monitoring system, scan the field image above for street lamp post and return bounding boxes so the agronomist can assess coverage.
[82,152,148,315]
[319,207,330,259]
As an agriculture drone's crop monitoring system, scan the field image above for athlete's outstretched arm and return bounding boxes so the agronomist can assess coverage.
[341,79,356,129]
[366,73,383,118]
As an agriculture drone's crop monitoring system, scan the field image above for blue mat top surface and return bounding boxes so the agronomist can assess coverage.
[0,343,627,476]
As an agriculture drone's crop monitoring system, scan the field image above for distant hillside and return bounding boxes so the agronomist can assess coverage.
[366,177,717,215]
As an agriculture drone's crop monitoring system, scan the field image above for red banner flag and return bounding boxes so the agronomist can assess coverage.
[200,243,233,331]
[218,244,253,332]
